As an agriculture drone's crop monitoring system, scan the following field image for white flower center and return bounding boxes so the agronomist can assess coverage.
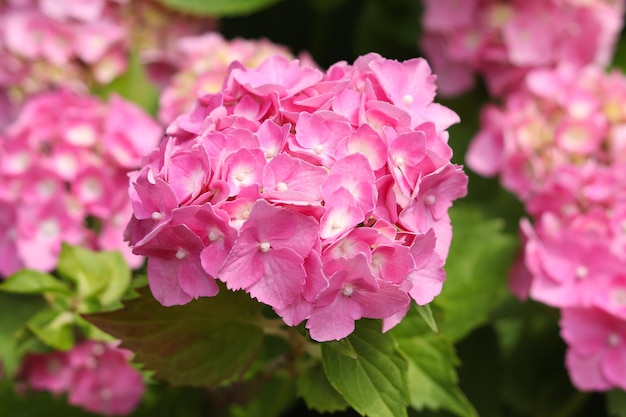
[314,144,324,155]
[425,195,437,205]
[208,230,220,242]
[151,211,164,221]
[259,242,271,252]
[612,288,626,306]
[608,332,621,347]
[175,248,187,260]
[276,182,288,191]
[575,265,588,279]
[402,94,414,105]
[342,283,354,297]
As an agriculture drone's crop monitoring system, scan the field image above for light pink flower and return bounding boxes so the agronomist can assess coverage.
[420,0,624,97]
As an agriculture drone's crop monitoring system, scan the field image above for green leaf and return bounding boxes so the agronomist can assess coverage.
[55,244,131,310]
[0,292,47,377]
[434,204,519,341]
[0,270,70,295]
[154,0,284,17]
[415,304,439,334]
[84,286,265,388]
[396,334,478,417]
[607,390,626,417]
[297,364,349,413]
[27,308,76,351]
[321,320,409,417]
[229,376,297,417]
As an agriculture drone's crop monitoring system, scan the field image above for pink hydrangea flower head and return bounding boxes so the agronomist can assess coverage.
[467,64,626,202]
[0,89,162,276]
[419,0,625,97]
[0,0,215,113]
[127,53,468,341]
[21,340,145,416]
[468,64,626,392]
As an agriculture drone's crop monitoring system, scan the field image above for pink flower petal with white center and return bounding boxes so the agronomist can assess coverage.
[262,153,327,204]
[335,124,387,171]
[220,184,261,228]
[369,56,436,108]
[168,205,235,277]
[129,170,178,221]
[219,199,318,294]
[231,55,324,98]
[142,224,218,306]
[223,147,266,196]
[414,163,468,220]
[307,254,410,341]
[292,111,353,166]
[306,291,361,341]
[257,119,290,159]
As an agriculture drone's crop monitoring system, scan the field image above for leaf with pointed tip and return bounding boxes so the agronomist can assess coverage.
[84,286,265,388]
[415,304,439,334]
[321,320,409,417]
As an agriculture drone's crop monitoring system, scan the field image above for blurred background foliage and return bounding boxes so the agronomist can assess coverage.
[3,0,623,416]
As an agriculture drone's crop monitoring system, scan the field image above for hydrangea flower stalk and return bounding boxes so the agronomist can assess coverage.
[126,53,468,342]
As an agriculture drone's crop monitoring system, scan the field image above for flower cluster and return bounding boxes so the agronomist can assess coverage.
[154,33,301,125]
[419,0,624,97]
[126,53,468,342]
[0,89,162,276]
[467,64,626,391]
[0,0,214,125]
[20,340,145,416]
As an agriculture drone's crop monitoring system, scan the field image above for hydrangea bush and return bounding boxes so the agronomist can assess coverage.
[1,0,626,416]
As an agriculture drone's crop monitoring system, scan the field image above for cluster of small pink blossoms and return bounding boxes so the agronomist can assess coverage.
[126,53,468,342]
[419,0,624,97]
[154,33,299,125]
[0,0,215,125]
[467,64,626,391]
[0,89,163,276]
[20,340,145,416]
